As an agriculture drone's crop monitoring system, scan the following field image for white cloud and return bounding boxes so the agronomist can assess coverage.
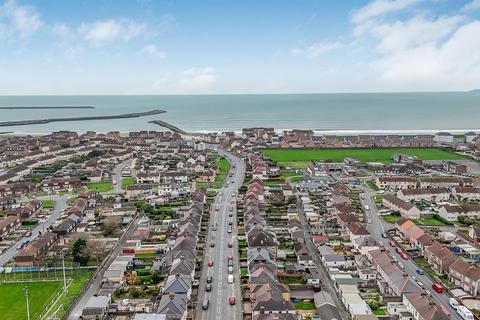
[139,44,166,59]
[463,0,480,11]
[0,0,42,38]
[352,0,421,24]
[362,15,463,52]
[178,67,216,90]
[373,21,480,90]
[80,19,146,44]
[51,23,70,37]
[290,41,341,58]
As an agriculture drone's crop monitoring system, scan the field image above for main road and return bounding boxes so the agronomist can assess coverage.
[196,146,245,320]
[360,186,461,319]
[0,194,69,267]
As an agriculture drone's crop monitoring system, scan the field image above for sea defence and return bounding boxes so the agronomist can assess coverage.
[149,120,188,134]
[0,109,165,127]
[0,106,94,109]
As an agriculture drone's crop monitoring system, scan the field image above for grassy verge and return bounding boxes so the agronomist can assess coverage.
[87,182,113,192]
[383,215,401,223]
[121,177,136,190]
[366,180,380,191]
[41,199,55,209]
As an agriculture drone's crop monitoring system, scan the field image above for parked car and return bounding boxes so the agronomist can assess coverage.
[208,260,214,267]
[228,242,233,248]
[389,241,396,247]
[24,231,32,237]
[400,252,409,260]
[207,276,213,283]
[206,283,212,292]
[210,242,215,247]
[396,247,402,254]
[228,297,236,305]
[416,269,425,275]
[381,232,387,238]
[450,298,459,309]
[202,298,209,310]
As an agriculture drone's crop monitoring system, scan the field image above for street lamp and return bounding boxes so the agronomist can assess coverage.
[24,286,31,320]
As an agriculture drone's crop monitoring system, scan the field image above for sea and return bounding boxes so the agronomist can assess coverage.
[0,92,479,135]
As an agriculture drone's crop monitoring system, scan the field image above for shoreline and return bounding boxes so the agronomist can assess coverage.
[4,128,480,136]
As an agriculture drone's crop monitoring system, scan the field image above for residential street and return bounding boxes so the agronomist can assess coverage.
[196,147,245,320]
[0,194,68,267]
[360,186,462,319]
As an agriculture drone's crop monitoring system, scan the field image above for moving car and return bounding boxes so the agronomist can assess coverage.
[202,298,210,310]
[228,242,233,248]
[25,231,32,237]
[432,283,444,293]
[228,256,233,261]
[228,266,233,274]
[210,242,215,247]
[416,269,424,275]
[227,275,234,283]
[396,247,402,254]
[208,260,214,267]
[364,205,369,210]
[400,252,409,260]
[389,241,396,247]
[381,232,387,238]
[228,297,236,305]
[207,276,213,283]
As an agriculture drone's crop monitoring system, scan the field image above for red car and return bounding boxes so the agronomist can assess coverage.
[228,297,236,305]
[208,260,214,267]
[25,231,32,237]
[400,252,409,260]
[227,255,233,261]
[389,241,396,247]
[432,283,444,293]
[396,247,402,254]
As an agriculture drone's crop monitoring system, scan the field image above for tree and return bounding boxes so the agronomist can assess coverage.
[87,240,106,265]
[103,216,121,237]
[72,238,90,265]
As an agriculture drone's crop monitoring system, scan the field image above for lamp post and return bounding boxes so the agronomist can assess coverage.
[61,250,67,293]
[24,286,31,320]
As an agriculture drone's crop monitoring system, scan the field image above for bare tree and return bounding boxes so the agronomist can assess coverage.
[103,216,121,237]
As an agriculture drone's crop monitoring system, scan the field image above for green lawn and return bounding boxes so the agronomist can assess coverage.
[121,177,136,190]
[87,182,113,192]
[0,281,63,320]
[412,217,445,226]
[212,158,230,188]
[41,199,55,209]
[366,181,380,191]
[383,215,401,223]
[46,269,94,319]
[373,309,386,316]
[262,148,467,168]
[293,301,315,310]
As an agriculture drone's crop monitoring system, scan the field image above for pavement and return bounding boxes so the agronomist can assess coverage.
[360,186,462,319]
[196,147,245,320]
[67,213,143,320]
[0,194,69,267]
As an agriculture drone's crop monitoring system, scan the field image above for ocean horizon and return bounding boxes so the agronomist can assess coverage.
[0,92,479,134]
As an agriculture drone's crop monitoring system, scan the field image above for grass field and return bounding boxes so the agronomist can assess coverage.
[121,177,136,190]
[87,181,113,192]
[262,148,467,168]
[40,199,55,209]
[0,281,63,320]
[212,158,230,188]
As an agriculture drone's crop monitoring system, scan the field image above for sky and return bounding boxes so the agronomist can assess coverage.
[1,0,480,95]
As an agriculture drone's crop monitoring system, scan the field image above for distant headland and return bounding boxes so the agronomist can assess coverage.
[0,109,165,127]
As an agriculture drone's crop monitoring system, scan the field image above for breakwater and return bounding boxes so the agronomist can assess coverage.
[0,109,165,127]
[149,120,187,134]
[0,106,95,109]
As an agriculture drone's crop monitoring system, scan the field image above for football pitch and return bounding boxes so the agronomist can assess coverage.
[0,281,63,320]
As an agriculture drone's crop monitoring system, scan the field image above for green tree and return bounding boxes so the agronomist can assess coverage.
[72,238,90,265]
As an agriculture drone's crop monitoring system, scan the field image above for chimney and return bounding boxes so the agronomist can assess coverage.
[180,256,185,261]
[257,247,261,252]
[175,273,180,279]
[169,293,175,300]
[260,306,265,314]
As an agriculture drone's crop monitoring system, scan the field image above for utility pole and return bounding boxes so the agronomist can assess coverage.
[24,286,31,320]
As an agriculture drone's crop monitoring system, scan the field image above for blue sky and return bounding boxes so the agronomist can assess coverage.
[1,0,480,94]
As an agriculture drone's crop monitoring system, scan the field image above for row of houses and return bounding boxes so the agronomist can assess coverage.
[376,176,475,190]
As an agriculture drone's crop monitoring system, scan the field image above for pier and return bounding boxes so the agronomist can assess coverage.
[0,109,165,127]
[149,120,188,134]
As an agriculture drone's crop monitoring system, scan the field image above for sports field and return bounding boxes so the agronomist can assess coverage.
[262,148,467,168]
[0,280,62,320]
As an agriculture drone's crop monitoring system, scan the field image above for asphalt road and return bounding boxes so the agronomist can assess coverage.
[196,147,245,320]
[360,187,461,319]
[0,194,68,267]
[112,160,131,194]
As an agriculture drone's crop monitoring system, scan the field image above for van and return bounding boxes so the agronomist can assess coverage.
[228,275,234,283]
[202,298,209,310]
[457,306,474,320]
[450,298,459,309]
